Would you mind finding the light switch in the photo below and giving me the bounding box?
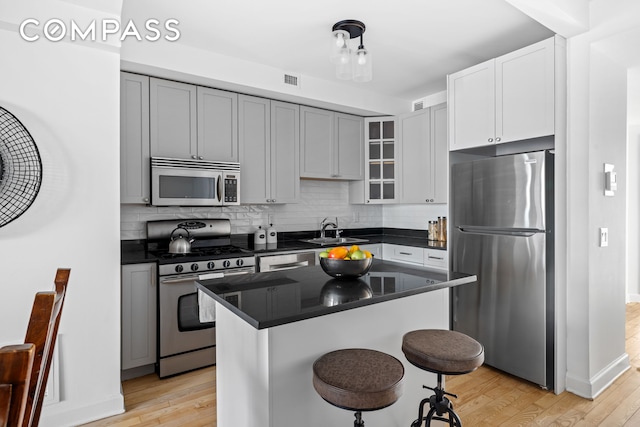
[599,227,608,247]
[604,164,616,196]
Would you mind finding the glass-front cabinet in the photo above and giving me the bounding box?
[364,117,397,203]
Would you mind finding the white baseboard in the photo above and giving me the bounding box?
[627,294,640,303]
[40,393,124,427]
[566,352,630,399]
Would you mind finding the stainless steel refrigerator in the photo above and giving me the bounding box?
[450,150,554,389]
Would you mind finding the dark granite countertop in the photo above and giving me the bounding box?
[196,259,475,329]
[121,228,447,265]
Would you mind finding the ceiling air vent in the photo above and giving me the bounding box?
[413,100,424,111]
[283,73,300,88]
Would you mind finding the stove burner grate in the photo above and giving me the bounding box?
[152,245,251,261]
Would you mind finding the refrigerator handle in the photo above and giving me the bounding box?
[457,226,541,237]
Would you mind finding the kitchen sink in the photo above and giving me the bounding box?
[301,237,369,246]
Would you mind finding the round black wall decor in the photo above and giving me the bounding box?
[0,106,42,227]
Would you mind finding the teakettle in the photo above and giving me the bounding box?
[169,227,195,254]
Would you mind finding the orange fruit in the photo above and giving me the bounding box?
[363,250,373,258]
[348,245,360,254]
[328,246,349,259]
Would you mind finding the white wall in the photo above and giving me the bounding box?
[0,1,124,425]
[563,0,635,398]
[626,69,640,301]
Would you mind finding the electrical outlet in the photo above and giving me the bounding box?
[599,227,608,247]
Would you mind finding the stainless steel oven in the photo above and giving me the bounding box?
[147,219,255,378]
[158,267,254,378]
[151,157,240,206]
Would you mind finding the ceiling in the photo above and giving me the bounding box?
[121,0,555,102]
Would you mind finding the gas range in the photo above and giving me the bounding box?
[152,246,255,276]
[146,219,255,277]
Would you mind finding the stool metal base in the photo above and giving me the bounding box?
[411,373,462,427]
[354,411,364,427]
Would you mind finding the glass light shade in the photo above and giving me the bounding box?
[330,30,350,64]
[353,47,372,82]
[336,47,353,80]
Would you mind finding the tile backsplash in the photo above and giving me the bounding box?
[121,180,449,240]
[121,180,383,240]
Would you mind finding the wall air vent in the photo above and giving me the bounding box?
[283,73,300,88]
[412,96,430,111]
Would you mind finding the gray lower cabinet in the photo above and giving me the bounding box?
[120,72,150,204]
[300,106,363,180]
[121,263,157,371]
[239,95,299,204]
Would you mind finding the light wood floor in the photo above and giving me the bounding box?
[82,303,640,426]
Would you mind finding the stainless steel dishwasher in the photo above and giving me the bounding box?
[257,251,317,272]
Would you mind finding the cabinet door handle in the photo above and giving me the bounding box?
[192,155,197,159]
[488,138,494,142]
[495,137,501,142]
[399,251,413,256]
[428,255,444,261]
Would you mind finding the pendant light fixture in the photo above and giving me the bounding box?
[330,20,372,82]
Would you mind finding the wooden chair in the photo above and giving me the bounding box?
[0,268,70,427]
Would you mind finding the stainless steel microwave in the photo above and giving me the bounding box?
[150,157,240,206]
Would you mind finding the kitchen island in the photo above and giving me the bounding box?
[197,259,476,427]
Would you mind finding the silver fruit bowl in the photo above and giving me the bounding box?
[319,257,373,279]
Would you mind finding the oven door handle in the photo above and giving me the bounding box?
[160,275,201,285]
[217,174,223,203]
[198,272,225,281]
[223,269,254,277]
[265,261,309,272]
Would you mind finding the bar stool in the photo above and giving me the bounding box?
[312,348,404,426]
[402,329,484,427]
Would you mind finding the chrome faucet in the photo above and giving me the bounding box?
[320,217,339,239]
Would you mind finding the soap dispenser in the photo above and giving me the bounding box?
[254,225,266,246]
[266,223,278,244]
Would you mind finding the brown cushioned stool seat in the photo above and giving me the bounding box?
[402,329,484,374]
[313,348,404,423]
[402,329,484,427]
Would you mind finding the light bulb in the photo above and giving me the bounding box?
[357,51,367,65]
[335,33,345,48]
[338,47,350,64]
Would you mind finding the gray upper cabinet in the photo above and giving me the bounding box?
[239,95,299,204]
[149,78,197,159]
[300,106,333,178]
[120,72,150,204]
[300,106,363,180]
[270,100,300,203]
[197,87,238,162]
[399,109,431,203]
[431,103,448,203]
[334,113,364,180]
[398,103,448,204]
[150,78,239,162]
